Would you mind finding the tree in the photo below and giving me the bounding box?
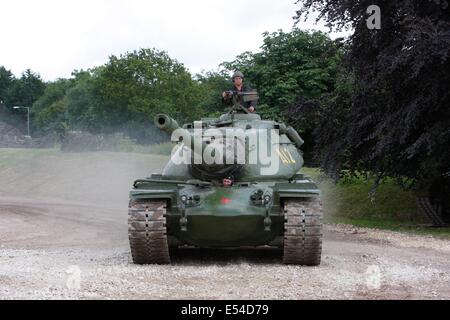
[0,66,16,124]
[296,0,450,222]
[96,49,203,122]
[88,48,204,142]
[32,78,74,136]
[34,97,69,138]
[65,70,102,133]
[295,0,450,183]
[0,68,45,134]
[195,70,231,116]
[0,66,14,104]
[6,69,46,108]
[222,30,340,119]
[31,49,208,143]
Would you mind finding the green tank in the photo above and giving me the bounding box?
[128,92,323,265]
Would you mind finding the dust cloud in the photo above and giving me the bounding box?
[0,151,168,207]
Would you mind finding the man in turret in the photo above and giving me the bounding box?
[222,71,257,113]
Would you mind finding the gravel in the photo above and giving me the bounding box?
[1,198,449,300]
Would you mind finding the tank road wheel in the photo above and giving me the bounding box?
[283,198,323,266]
[128,199,171,264]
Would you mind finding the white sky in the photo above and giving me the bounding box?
[0,0,349,81]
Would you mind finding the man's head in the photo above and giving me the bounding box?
[222,176,234,187]
[232,71,244,86]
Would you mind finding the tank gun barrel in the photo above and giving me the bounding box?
[155,114,181,134]
[154,114,198,154]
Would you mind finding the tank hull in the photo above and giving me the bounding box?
[129,177,319,248]
[167,215,284,247]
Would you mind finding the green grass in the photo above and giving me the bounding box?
[0,148,170,203]
[0,148,59,171]
[322,177,422,222]
[0,147,170,175]
[301,167,450,239]
[302,168,423,222]
[0,140,173,173]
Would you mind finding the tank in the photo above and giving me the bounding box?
[128,91,323,265]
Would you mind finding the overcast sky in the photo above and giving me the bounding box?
[0,0,349,81]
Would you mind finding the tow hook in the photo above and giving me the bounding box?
[179,202,188,232]
[264,204,272,232]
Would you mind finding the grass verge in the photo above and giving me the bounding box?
[302,167,450,239]
[0,148,59,171]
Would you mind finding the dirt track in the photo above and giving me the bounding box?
[0,152,449,299]
[1,195,449,300]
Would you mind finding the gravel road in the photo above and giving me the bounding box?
[0,195,449,300]
[0,152,449,299]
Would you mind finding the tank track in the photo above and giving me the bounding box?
[283,197,323,266]
[128,199,171,264]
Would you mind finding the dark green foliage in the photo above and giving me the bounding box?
[0,68,46,134]
[285,96,321,164]
[65,71,100,133]
[2,32,343,150]
[88,49,204,143]
[6,69,46,108]
[222,29,341,122]
[0,67,16,125]
[26,49,206,143]
[95,49,203,124]
[296,0,450,185]
[195,70,231,116]
[0,66,14,103]
[32,78,74,136]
